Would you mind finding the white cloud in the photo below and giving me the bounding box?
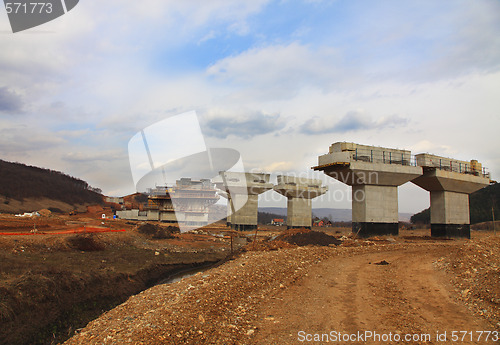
[301,110,410,135]
[1,0,499,207]
[0,87,24,113]
[0,126,67,158]
[200,107,285,139]
[198,30,217,45]
[409,140,454,156]
[261,161,294,173]
[62,150,126,163]
[206,42,347,98]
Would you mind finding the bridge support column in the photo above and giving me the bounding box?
[274,176,328,229]
[430,191,470,238]
[214,172,273,231]
[352,185,399,237]
[231,194,259,231]
[287,198,312,228]
[412,154,490,239]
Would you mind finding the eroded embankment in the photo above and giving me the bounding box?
[0,232,226,345]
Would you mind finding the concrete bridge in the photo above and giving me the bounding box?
[313,142,491,238]
[214,172,327,231]
[121,141,490,239]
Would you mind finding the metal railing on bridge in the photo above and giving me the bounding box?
[351,148,417,166]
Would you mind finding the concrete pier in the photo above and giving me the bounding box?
[273,175,328,229]
[215,172,273,231]
[412,154,490,238]
[314,142,422,237]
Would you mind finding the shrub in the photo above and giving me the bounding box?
[66,234,105,251]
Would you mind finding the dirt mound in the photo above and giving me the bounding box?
[275,228,341,246]
[38,208,52,217]
[87,205,104,213]
[244,239,296,251]
[66,234,106,251]
[137,223,180,239]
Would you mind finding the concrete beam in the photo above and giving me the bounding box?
[412,168,489,194]
[318,161,422,186]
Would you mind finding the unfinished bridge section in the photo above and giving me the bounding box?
[412,154,490,238]
[314,142,422,237]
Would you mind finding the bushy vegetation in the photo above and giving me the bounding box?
[411,183,499,225]
[410,208,431,224]
[258,212,285,225]
[470,182,500,224]
[67,234,106,252]
[0,159,103,205]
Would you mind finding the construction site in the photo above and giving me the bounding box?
[114,142,492,240]
[0,142,499,345]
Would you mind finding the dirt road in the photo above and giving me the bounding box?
[251,245,496,344]
[65,239,500,345]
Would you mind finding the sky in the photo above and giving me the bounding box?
[1,0,499,214]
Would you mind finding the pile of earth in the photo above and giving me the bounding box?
[245,228,341,251]
[137,223,180,239]
[275,228,341,246]
[66,233,106,251]
[243,239,296,251]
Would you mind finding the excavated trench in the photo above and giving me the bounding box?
[0,255,224,345]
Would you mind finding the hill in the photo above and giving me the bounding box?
[0,159,103,213]
[411,183,499,224]
[259,207,413,222]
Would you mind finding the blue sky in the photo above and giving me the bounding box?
[1,0,499,213]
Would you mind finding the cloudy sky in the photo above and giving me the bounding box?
[1,0,499,213]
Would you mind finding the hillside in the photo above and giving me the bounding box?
[0,159,103,213]
[259,207,413,222]
[411,183,499,224]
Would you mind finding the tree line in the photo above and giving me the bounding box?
[0,159,103,205]
[411,183,499,225]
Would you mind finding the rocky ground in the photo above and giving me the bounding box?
[436,236,500,330]
[0,214,233,345]
[64,231,500,345]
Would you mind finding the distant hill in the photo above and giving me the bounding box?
[312,208,352,222]
[259,207,413,222]
[257,211,286,224]
[0,159,103,213]
[411,183,499,224]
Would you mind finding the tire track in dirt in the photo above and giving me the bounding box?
[251,244,496,344]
